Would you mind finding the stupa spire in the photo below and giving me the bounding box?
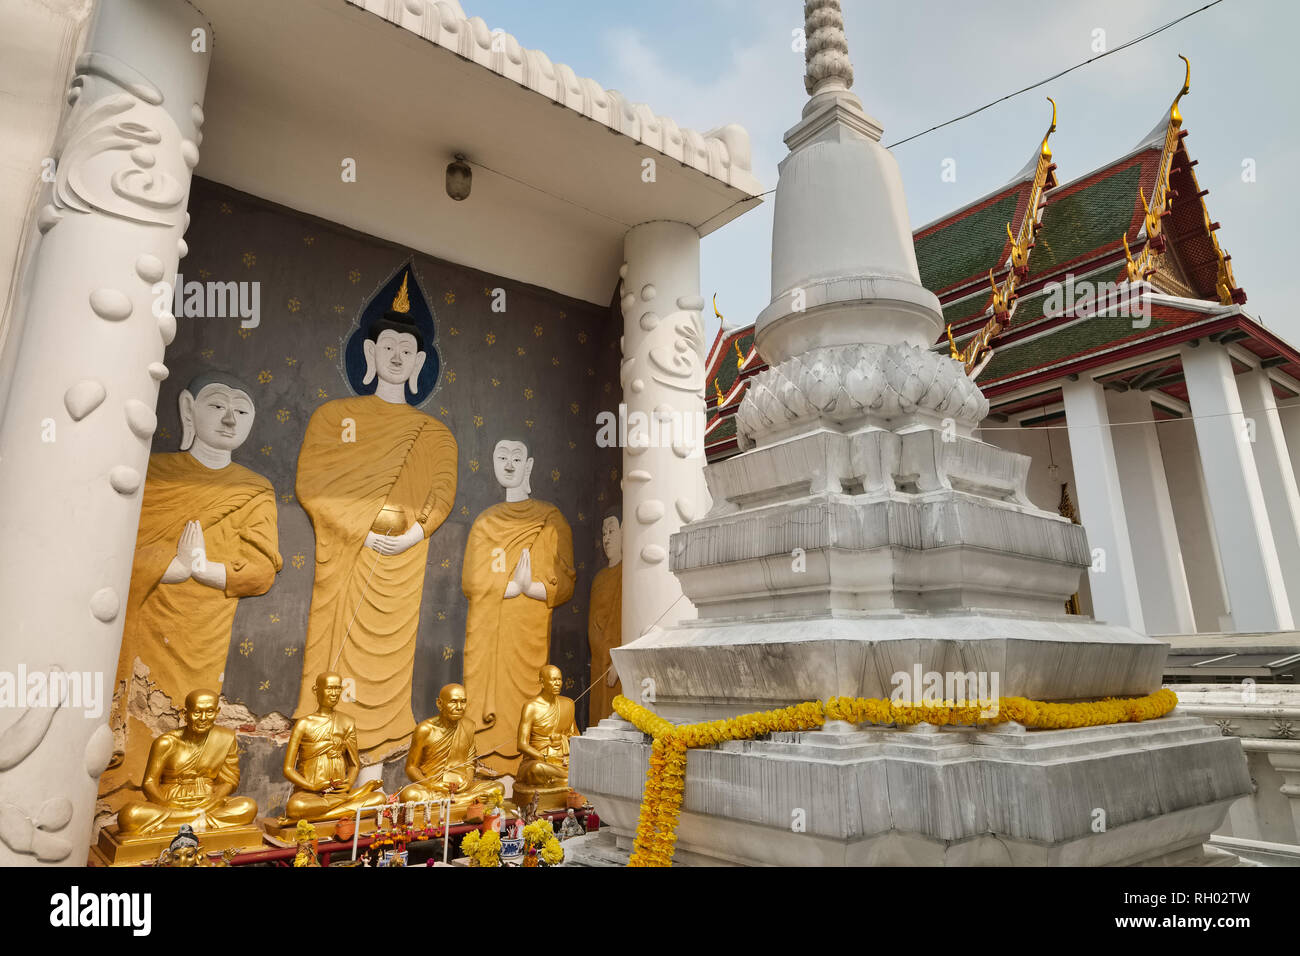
[804,0,854,96]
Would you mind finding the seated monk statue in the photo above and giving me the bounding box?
[513,665,579,809]
[281,672,386,826]
[398,683,504,819]
[117,689,258,836]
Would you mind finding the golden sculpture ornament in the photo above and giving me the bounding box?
[274,672,386,838]
[512,665,582,811]
[96,689,263,865]
[397,683,506,823]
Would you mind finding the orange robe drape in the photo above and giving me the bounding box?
[294,395,457,759]
[104,452,280,796]
[462,499,574,771]
[586,564,622,728]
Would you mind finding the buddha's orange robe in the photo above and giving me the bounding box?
[586,564,622,728]
[104,452,280,796]
[462,499,574,772]
[294,395,457,759]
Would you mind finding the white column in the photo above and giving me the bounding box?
[1181,344,1293,631]
[1279,400,1300,490]
[1238,367,1300,623]
[1061,378,1146,631]
[1156,418,1231,631]
[0,0,210,866]
[1107,390,1196,634]
[618,222,708,647]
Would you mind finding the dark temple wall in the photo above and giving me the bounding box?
[158,177,622,732]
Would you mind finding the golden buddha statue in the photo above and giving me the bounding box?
[97,689,262,865]
[512,665,580,811]
[462,438,575,774]
[293,271,458,763]
[398,683,505,822]
[273,672,385,838]
[587,512,623,728]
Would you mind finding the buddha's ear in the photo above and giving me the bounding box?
[178,389,195,450]
[523,457,534,496]
[408,351,427,395]
[362,339,377,386]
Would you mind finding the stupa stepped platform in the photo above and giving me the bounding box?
[574,713,1249,866]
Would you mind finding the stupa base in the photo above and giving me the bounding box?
[572,714,1250,866]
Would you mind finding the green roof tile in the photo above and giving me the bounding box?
[1029,162,1141,278]
[915,192,1018,293]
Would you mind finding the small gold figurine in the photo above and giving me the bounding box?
[512,665,581,811]
[96,690,262,865]
[398,683,505,822]
[156,824,238,867]
[272,672,385,838]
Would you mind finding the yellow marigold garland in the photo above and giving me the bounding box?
[613,688,1178,867]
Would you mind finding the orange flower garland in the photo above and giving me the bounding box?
[613,688,1178,867]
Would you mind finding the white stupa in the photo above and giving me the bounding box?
[571,0,1248,866]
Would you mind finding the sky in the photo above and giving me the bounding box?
[467,0,1296,345]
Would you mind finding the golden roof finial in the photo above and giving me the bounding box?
[734,339,745,370]
[1170,54,1191,128]
[391,271,411,314]
[714,378,724,405]
[1040,96,1057,161]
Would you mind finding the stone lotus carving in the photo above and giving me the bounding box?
[736,343,989,445]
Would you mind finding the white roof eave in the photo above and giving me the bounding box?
[345,0,763,197]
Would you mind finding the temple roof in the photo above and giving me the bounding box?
[705,89,1264,459]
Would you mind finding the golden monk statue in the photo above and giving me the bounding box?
[294,270,458,762]
[587,511,623,728]
[116,689,258,837]
[103,371,281,798]
[398,683,504,820]
[278,672,385,831]
[513,665,580,811]
[462,439,575,773]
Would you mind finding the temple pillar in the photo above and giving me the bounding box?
[1181,344,1293,631]
[1237,367,1300,623]
[1106,390,1195,634]
[1156,417,1231,632]
[617,221,708,648]
[0,0,211,866]
[1061,378,1145,631]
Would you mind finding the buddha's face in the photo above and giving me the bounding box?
[493,440,532,491]
[601,516,622,565]
[186,384,254,452]
[540,666,563,697]
[315,674,343,709]
[437,685,467,723]
[369,329,422,387]
[185,693,219,734]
